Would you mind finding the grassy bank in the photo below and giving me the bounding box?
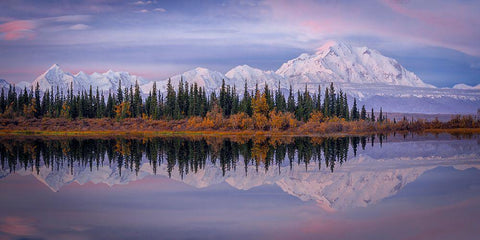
[0,116,479,137]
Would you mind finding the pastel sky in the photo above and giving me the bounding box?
[0,0,479,87]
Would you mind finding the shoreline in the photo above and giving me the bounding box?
[0,117,479,138]
[1,128,479,138]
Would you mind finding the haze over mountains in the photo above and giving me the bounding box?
[5,41,480,114]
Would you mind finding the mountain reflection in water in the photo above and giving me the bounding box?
[1,134,479,211]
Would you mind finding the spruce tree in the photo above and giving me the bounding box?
[379,107,383,122]
[0,88,5,113]
[351,98,359,120]
[360,105,367,120]
[316,85,322,112]
[329,83,335,117]
[275,81,286,112]
[150,82,158,119]
[323,87,330,117]
[302,85,313,121]
[133,80,142,118]
[166,78,177,119]
[287,85,295,113]
[34,82,41,118]
[117,79,123,104]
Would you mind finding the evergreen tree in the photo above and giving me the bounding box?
[240,81,252,116]
[133,80,142,117]
[231,85,239,115]
[295,89,304,120]
[315,85,322,112]
[150,82,158,119]
[106,92,114,118]
[329,83,335,117]
[116,79,123,104]
[287,85,295,113]
[351,98,359,120]
[0,88,5,113]
[379,107,383,122]
[302,85,313,121]
[178,77,185,117]
[275,81,286,112]
[323,87,330,117]
[34,82,41,118]
[360,105,367,120]
[166,78,177,119]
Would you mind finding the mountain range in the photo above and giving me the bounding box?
[4,41,480,114]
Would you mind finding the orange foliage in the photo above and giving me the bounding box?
[228,113,253,130]
[253,112,269,130]
[252,91,269,117]
[270,110,298,130]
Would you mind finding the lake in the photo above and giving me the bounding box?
[0,133,479,240]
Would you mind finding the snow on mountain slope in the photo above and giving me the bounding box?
[0,79,10,89]
[141,67,229,94]
[453,83,480,90]
[276,41,434,89]
[31,64,147,93]
[2,40,478,113]
[225,65,287,90]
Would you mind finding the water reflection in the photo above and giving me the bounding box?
[1,134,479,211]
[0,136,355,176]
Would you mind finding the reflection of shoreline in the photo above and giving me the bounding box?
[1,138,479,211]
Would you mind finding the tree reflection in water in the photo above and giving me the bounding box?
[0,133,467,179]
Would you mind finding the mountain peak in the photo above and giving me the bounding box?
[277,41,434,88]
[315,40,339,52]
[48,64,61,71]
[315,40,352,54]
[194,67,210,72]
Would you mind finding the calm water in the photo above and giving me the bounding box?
[0,134,479,240]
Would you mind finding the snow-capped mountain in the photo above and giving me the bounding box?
[141,67,229,94]
[0,79,9,90]
[225,65,287,90]
[1,40,479,113]
[31,64,147,93]
[453,83,480,90]
[277,41,434,89]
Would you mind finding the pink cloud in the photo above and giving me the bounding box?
[380,0,471,33]
[0,15,92,41]
[294,196,480,240]
[0,20,35,40]
[263,0,480,56]
[0,216,38,236]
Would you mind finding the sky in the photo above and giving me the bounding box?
[0,0,479,88]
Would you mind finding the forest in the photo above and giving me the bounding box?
[0,79,478,133]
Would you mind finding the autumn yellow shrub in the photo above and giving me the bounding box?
[186,116,204,129]
[228,113,252,130]
[204,108,224,129]
[269,110,298,130]
[253,112,269,130]
[309,111,325,123]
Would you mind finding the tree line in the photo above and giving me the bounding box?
[0,79,387,123]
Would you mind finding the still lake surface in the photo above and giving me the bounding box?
[0,133,479,240]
